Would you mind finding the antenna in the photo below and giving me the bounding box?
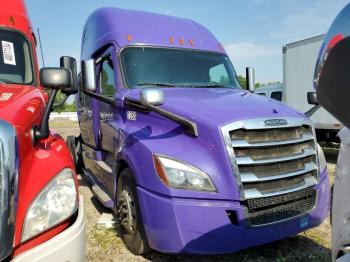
[37,28,45,67]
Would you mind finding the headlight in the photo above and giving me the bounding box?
[317,143,327,173]
[153,155,217,192]
[21,168,78,243]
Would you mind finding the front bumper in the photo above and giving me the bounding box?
[13,197,86,262]
[138,170,330,254]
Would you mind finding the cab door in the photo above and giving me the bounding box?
[93,46,119,195]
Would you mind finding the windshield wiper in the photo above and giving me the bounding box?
[186,83,226,88]
[137,82,177,87]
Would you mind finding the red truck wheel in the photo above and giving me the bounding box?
[66,135,84,173]
[117,168,151,255]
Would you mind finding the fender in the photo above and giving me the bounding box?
[13,133,77,256]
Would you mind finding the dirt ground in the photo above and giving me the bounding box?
[50,119,336,262]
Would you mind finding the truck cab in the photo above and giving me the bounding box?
[74,7,330,254]
[0,1,85,261]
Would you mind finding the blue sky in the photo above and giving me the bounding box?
[26,0,348,83]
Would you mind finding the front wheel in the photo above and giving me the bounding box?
[117,168,151,255]
[66,135,84,173]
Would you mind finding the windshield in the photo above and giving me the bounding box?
[0,29,34,85]
[121,47,241,89]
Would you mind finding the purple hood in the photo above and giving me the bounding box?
[123,87,306,128]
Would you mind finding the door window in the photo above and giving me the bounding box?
[100,56,116,97]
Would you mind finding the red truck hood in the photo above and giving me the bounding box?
[0,84,45,135]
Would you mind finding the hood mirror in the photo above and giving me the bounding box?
[307,92,318,105]
[246,67,255,92]
[140,88,164,106]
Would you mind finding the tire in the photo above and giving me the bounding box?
[66,135,84,173]
[117,168,151,255]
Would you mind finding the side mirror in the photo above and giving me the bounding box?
[305,91,320,117]
[140,88,164,106]
[307,92,318,105]
[246,67,255,92]
[59,56,77,95]
[40,67,73,91]
[81,59,96,92]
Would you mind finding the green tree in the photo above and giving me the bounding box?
[50,90,76,113]
[101,68,115,97]
[237,75,247,88]
[237,75,263,89]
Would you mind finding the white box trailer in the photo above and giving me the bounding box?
[283,34,342,143]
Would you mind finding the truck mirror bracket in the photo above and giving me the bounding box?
[32,89,59,143]
[305,105,321,118]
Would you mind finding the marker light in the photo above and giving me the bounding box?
[179,38,184,46]
[169,36,174,44]
[189,39,195,46]
[219,43,226,52]
[127,34,132,42]
[9,16,15,25]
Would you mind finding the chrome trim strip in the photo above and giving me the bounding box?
[231,133,314,148]
[222,117,313,131]
[243,176,317,199]
[0,120,18,260]
[240,162,318,182]
[236,148,316,165]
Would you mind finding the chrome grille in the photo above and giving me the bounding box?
[221,117,318,225]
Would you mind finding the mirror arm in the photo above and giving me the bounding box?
[83,90,116,106]
[52,93,69,110]
[32,89,58,143]
[305,105,321,117]
[145,103,198,137]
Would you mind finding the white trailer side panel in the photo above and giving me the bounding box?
[283,35,341,130]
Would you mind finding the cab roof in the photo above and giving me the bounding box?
[81,7,224,59]
[0,0,32,35]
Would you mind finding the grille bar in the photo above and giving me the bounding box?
[236,148,316,165]
[231,126,312,144]
[232,133,314,148]
[240,162,317,182]
[243,176,317,199]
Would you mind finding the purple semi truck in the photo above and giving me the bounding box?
[69,8,330,254]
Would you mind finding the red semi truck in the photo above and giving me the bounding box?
[0,1,85,261]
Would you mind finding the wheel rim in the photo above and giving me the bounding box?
[118,187,137,234]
